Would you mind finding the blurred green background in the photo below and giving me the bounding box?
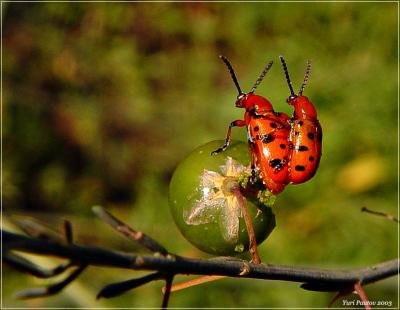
[3,2,398,308]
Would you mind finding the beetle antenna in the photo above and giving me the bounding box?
[298,59,311,95]
[249,60,273,94]
[219,55,243,95]
[279,55,296,97]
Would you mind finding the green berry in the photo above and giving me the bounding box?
[169,140,276,256]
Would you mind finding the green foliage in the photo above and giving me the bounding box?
[3,2,397,308]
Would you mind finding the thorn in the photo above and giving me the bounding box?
[166,275,225,293]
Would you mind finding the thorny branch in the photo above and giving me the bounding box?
[361,207,400,223]
[2,207,399,308]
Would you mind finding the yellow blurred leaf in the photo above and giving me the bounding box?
[336,155,386,193]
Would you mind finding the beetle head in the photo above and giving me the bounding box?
[279,56,317,119]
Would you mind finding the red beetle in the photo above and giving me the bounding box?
[279,56,322,185]
[213,55,322,194]
[212,56,291,193]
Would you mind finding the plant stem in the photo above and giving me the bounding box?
[232,186,261,264]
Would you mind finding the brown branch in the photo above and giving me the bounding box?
[92,206,168,255]
[3,208,399,308]
[14,265,87,299]
[361,207,399,223]
[8,219,88,300]
[4,230,398,291]
[97,271,164,299]
[354,281,372,310]
[3,251,75,278]
[161,274,174,310]
[232,186,261,264]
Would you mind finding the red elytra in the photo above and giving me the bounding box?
[212,55,322,194]
[279,56,322,185]
[244,95,291,194]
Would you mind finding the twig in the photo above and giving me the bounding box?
[168,275,225,292]
[97,272,164,299]
[9,220,88,299]
[3,209,398,308]
[13,218,65,242]
[75,209,172,307]
[92,206,168,255]
[328,290,351,308]
[327,281,372,310]
[361,207,399,223]
[4,220,76,278]
[3,251,75,278]
[354,281,371,310]
[4,230,398,291]
[64,220,74,244]
[161,274,174,310]
[232,186,261,264]
[14,265,87,299]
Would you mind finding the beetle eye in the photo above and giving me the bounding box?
[235,93,246,107]
[237,93,246,101]
[288,95,297,101]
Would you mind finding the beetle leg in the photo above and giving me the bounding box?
[211,120,246,155]
[250,148,257,184]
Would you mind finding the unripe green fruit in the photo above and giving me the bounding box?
[169,140,276,256]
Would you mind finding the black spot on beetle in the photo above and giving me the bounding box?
[298,120,304,126]
[280,143,286,149]
[307,132,314,140]
[295,131,300,136]
[254,126,259,132]
[317,132,323,142]
[296,145,309,151]
[295,165,305,171]
[263,134,274,144]
[309,156,315,162]
[269,158,282,168]
[270,122,277,128]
